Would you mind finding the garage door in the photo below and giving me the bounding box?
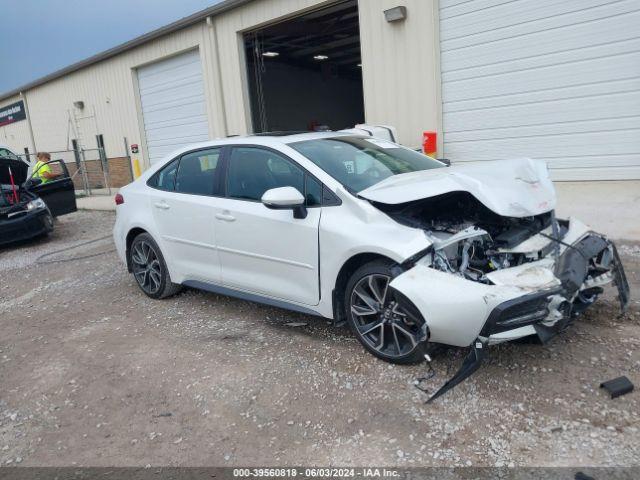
[439,0,640,180]
[137,49,209,165]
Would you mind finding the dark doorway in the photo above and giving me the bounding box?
[244,0,364,133]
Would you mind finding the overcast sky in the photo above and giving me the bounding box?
[1,0,222,95]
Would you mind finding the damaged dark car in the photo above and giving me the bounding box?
[0,152,77,246]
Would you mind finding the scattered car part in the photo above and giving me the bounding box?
[413,354,436,394]
[600,376,634,399]
[574,473,596,480]
[425,339,488,404]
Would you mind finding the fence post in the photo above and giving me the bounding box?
[99,146,111,195]
[79,148,92,196]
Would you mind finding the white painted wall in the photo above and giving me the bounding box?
[358,0,442,149]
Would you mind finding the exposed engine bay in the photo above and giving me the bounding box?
[375,190,630,402]
[375,191,560,282]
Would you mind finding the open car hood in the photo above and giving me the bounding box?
[358,158,556,218]
[0,156,29,186]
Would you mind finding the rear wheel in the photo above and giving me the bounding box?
[129,233,181,299]
[345,260,428,364]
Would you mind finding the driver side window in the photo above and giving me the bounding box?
[227,147,304,202]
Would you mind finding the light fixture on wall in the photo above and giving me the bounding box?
[262,51,279,57]
[313,55,329,61]
[384,6,407,22]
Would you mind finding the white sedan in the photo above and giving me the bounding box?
[113,132,628,398]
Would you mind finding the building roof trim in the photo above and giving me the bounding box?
[0,0,252,103]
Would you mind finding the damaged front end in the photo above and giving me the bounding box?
[369,175,629,401]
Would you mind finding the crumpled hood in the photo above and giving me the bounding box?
[0,156,29,186]
[358,158,556,218]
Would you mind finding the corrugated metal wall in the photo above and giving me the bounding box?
[439,0,640,180]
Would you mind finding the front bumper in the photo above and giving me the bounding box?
[390,218,630,348]
[0,208,53,246]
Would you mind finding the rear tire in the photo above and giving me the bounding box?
[345,259,428,364]
[129,233,182,299]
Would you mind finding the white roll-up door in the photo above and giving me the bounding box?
[439,0,640,180]
[137,49,209,165]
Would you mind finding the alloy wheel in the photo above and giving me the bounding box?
[350,274,425,358]
[131,240,162,295]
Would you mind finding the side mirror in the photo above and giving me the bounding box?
[261,186,307,219]
[437,158,451,166]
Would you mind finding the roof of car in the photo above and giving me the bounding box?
[252,131,354,144]
[142,131,362,173]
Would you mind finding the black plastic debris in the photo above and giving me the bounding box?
[600,376,634,399]
[575,472,595,480]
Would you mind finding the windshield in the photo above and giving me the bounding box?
[289,136,445,192]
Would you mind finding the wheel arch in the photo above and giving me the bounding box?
[331,252,396,325]
[125,227,149,272]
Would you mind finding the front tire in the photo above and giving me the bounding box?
[345,260,428,364]
[129,233,182,299]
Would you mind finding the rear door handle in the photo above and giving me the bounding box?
[215,212,236,222]
[154,201,170,210]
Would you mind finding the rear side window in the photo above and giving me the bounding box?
[153,158,179,191]
[175,148,221,196]
[149,148,222,195]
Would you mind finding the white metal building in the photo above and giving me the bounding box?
[0,0,638,183]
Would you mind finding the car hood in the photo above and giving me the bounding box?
[0,156,29,185]
[358,158,556,218]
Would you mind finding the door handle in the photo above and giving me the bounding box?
[154,201,170,210]
[215,212,236,222]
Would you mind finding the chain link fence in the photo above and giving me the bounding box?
[19,147,113,196]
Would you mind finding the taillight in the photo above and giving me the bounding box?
[115,193,124,205]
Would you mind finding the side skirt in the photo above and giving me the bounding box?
[183,280,323,317]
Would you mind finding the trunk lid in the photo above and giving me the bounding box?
[358,158,556,218]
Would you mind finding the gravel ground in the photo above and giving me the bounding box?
[0,211,639,467]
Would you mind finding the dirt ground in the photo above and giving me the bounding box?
[1,211,639,467]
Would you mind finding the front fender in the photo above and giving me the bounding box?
[389,265,525,347]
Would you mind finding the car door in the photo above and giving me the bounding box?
[30,160,77,216]
[147,147,224,284]
[215,146,322,306]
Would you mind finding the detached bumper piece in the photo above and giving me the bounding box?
[556,234,630,313]
[425,339,487,404]
[600,376,634,399]
[611,243,630,312]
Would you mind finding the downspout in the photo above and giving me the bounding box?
[20,91,37,156]
[206,16,229,137]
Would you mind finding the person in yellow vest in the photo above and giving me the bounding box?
[31,152,60,184]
